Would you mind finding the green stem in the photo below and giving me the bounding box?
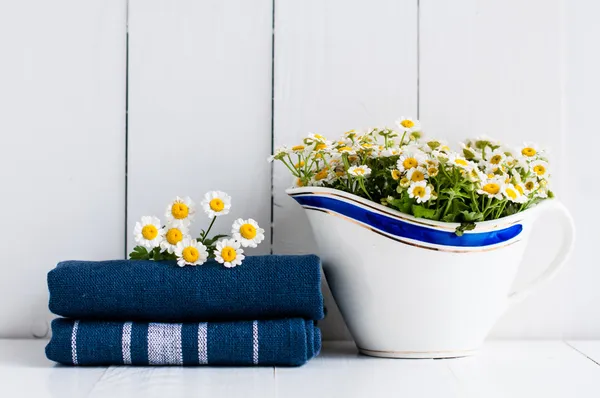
[200,216,217,243]
[358,178,373,200]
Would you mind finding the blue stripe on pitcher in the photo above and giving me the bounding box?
[292,194,522,247]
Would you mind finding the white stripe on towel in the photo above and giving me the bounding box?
[147,323,183,365]
[198,322,208,364]
[252,320,259,365]
[122,322,132,365]
[71,320,79,365]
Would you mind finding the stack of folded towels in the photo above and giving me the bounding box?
[45,255,324,366]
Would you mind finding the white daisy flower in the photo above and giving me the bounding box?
[488,149,506,166]
[307,133,329,143]
[397,150,427,172]
[530,160,549,179]
[133,216,164,250]
[399,176,411,188]
[519,142,540,158]
[160,223,189,254]
[477,178,504,200]
[406,166,427,182]
[165,196,195,227]
[174,238,208,267]
[201,191,232,218]
[408,181,432,203]
[231,218,265,248]
[448,153,473,170]
[214,238,245,268]
[380,147,401,157]
[523,177,539,195]
[267,145,289,162]
[336,145,356,155]
[395,116,421,133]
[348,165,372,177]
[502,183,526,203]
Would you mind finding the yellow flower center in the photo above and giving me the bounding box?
[454,159,469,167]
[313,134,326,141]
[505,188,518,200]
[521,147,536,157]
[490,155,502,165]
[391,170,401,180]
[533,165,546,175]
[410,170,425,182]
[354,168,365,175]
[403,158,418,169]
[412,186,426,197]
[315,170,328,181]
[292,145,305,151]
[166,228,183,245]
[240,224,257,240]
[515,185,524,195]
[221,246,237,262]
[428,167,438,177]
[209,198,224,212]
[294,161,305,169]
[315,143,327,151]
[400,119,415,128]
[335,171,344,177]
[141,225,158,240]
[182,246,199,263]
[525,181,535,190]
[296,178,305,187]
[339,146,352,152]
[171,203,189,219]
[482,183,500,195]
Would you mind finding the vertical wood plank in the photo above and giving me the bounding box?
[419,0,566,338]
[272,0,418,339]
[0,0,126,337]
[563,0,600,339]
[127,0,273,253]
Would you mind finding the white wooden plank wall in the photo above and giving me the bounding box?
[1,0,598,340]
[0,0,126,337]
[127,0,273,253]
[272,0,418,340]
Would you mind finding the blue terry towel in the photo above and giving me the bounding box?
[46,318,321,366]
[48,255,324,322]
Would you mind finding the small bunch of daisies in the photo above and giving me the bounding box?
[131,191,265,268]
[269,117,553,234]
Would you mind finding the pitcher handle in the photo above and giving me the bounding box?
[508,200,575,306]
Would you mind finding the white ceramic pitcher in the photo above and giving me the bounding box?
[288,187,575,358]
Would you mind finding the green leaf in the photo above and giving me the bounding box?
[412,205,437,220]
[129,246,150,260]
[460,210,484,222]
[202,234,229,246]
[455,222,476,236]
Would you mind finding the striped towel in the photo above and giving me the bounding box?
[46,318,321,366]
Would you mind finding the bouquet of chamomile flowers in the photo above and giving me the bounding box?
[270,117,553,235]
[130,191,265,268]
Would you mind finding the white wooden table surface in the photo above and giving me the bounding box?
[2,340,599,398]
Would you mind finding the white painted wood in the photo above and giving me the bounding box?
[88,366,275,398]
[3,340,600,397]
[419,0,568,339]
[275,342,461,397]
[447,341,600,398]
[272,0,418,340]
[562,0,600,339]
[567,341,600,365]
[0,340,106,397]
[0,0,126,338]
[127,0,273,254]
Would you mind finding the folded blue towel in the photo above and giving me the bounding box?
[48,255,324,322]
[46,318,321,366]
